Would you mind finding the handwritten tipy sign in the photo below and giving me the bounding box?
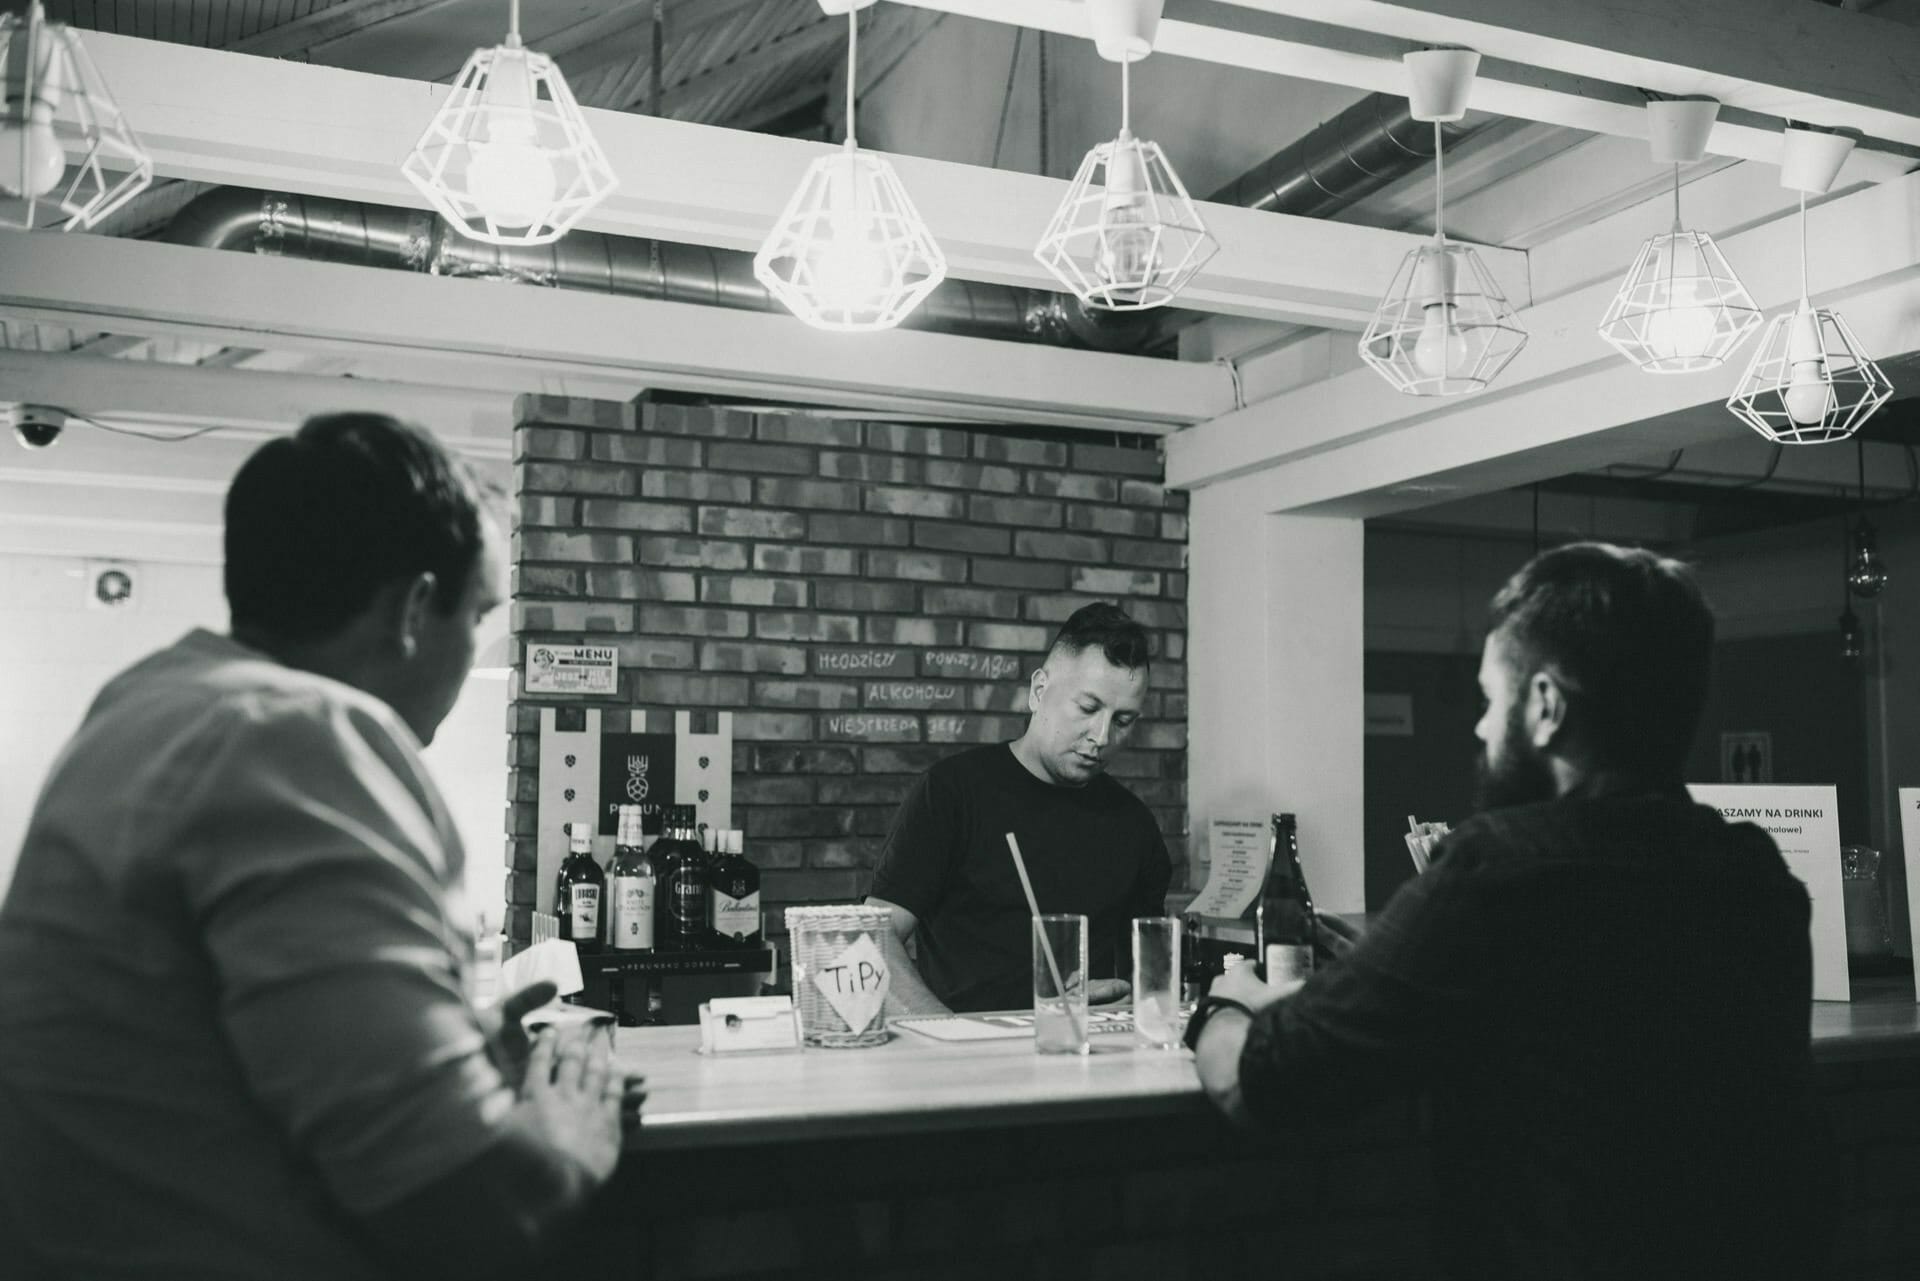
[812,932,890,1035]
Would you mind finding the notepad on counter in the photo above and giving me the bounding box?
[892,1009,1142,1042]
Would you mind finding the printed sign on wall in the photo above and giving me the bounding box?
[525,644,617,695]
[598,732,676,835]
[1688,783,1849,1001]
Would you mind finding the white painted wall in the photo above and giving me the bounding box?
[0,552,509,931]
[1188,476,1367,912]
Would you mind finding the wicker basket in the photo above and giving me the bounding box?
[785,904,892,1048]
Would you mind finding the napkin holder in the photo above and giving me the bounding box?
[698,995,803,1055]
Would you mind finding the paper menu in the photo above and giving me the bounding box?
[1688,784,1850,1002]
[1900,789,1920,995]
[1187,818,1268,918]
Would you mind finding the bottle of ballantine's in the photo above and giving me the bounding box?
[652,805,707,952]
[555,822,605,954]
[1256,812,1315,986]
[608,806,655,952]
[708,829,762,948]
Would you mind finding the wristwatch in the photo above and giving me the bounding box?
[1182,994,1257,1052]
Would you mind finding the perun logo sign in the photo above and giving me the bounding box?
[625,755,650,803]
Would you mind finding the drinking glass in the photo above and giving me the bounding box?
[1032,913,1090,1055]
[1131,916,1181,1049]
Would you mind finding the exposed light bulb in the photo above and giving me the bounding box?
[463,48,554,229]
[1782,308,1833,427]
[1641,254,1719,363]
[1848,522,1889,599]
[0,27,66,199]
[1412,302,1471,380]
[803,155,890,318]
[1095,140,1160,302]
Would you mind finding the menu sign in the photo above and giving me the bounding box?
[1187,818,1269,919]
[524,644,617,695]
[1688,784,1850,1002]
[1900,788,1920,997]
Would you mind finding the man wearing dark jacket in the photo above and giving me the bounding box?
[1192,542,1833,1280]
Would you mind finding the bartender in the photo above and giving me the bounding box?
[865,602,1172,1014]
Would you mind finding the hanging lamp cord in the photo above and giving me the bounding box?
[845,8,858,147]
[1799,190,1810,302]
[649,0,664,118]
[1433,120,1445,243]
[1121,57,1131,134]
[1037,33,1050,176]
[508,0,520,42]
[1672,162,1682,229]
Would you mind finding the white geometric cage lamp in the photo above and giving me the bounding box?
[1033,0,1216,311]
[401,0,617,247]
[1598,100,1761,373]
[753,0,947,333]
[1358,50,1527,397]
[0,0,152,232]
[1727,127,1894,445]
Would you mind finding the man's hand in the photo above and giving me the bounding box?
[1087,978,1131,1006]
[1209,963,1300,1012]
[482,980,559,1091]
[1315,910,1363,960]
[519,1028,623,1185]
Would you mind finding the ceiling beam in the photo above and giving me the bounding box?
[1219,0,1920,150]
[226,0,464,60]
[1164,172,1920,511]
[0,233,1233,432]
[75,31,1512,329]
[880,0,1915,181]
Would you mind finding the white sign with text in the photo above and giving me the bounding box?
[524,644,617,695]
[1900,789,1920,998]
[1188,819,1269,919]
[1688,784,1849,1002]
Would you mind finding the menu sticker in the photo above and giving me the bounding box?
[813,932,889,1035]
[1689,784,1850,1002]
[1187,818,1269,918]
[1900,788,1920,994]
[525,644,617,695]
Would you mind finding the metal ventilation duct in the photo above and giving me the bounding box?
[160,94,1496,353]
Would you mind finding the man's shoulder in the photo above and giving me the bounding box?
[922,743,1016,786]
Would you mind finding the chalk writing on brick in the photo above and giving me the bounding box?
[866,682,962,707]
[923,651,1023,679]
[813,648,913,676]
[823,714,920,737]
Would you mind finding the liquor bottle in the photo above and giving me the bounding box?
[1256,812,1315,986]
[555,821,606,953]
[708,829,762,949]
[608,805,656,953]
[652,805,707,952]
[1180,913,1210,1003]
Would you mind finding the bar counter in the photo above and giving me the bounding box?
[581,987,1920,1279]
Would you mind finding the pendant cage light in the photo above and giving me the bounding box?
[1728,129,1893,444]
[401,0,617,247]
[1033,2,1216,312]
[0,0,151,232]
[753,0,946,332]
[1359,50,1527,397]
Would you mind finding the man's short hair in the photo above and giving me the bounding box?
[1487,542,1714,779]
[1046,602,1152,670]
[225,413,486,642]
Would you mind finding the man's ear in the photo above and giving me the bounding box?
[391,571,438,661]
[1527,671,1569,748]
[1027,666,1048,715]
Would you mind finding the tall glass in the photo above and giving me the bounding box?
[1032,913,1090,1055]
[1131,916,1181,1049]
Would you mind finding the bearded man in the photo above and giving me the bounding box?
[1188,542,1834,1281]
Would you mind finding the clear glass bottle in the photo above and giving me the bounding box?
[609,805,656,952]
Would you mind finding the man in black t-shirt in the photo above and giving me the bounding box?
[867,603,1172,1014]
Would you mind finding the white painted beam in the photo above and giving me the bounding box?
[1166,173,1920,511]
[73,31,1524,329]
[883,0,1914,181]
[1221,0,1920,150]
[0,233,1233,431]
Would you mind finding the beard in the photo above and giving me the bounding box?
[1473,701,1557,811]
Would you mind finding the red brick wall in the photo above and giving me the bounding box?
[504,394,1189,946]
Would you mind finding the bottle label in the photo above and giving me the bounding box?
[1264,943,1314,987]
[711,890,760,941]
[569,884,600,937]
[670,872,704,928]
[611,876,653,950]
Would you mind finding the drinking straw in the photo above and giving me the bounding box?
[1004,831,1085,1044]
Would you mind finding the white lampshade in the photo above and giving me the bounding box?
[401,36,616,246]
[1726,301,1892,444]
[1358,239,1527,397]
[753,142,947,332]
[1034,128,1216,311]
[1598,229,1761,373]
[0,0,151,232]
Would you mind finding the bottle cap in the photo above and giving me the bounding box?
[568,822,592,855]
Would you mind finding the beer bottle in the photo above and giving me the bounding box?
[1256,812,1315,986]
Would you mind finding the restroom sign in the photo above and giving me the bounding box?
[525,645,618,695]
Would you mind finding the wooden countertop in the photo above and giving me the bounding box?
[616,982,1920,1151]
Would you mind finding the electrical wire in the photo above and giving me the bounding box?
[989,28,1025,170]
[65,409,223,443]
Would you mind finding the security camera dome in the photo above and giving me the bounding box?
[12,405,66,450]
